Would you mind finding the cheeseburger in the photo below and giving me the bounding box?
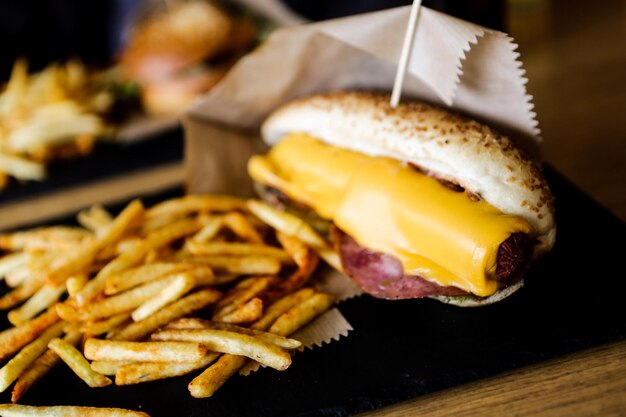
[120,0,259,115]
[248,92,556,306]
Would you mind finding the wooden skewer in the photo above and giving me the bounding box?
[390,0,423,108]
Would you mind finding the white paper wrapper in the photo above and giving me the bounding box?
[186,5,539,151]
[240,307,353,376]
[183,5,541,364]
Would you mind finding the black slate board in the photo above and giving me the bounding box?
[0,167,624,416]
[0,127,183,205]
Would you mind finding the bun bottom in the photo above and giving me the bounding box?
[431,280,524,307]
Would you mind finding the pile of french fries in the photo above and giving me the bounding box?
[0,59,112,188]
[0,195,337,412]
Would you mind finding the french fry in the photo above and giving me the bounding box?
[276,232,312,267]
[0,277,45,310]
[75,218,200,306]
[52,134,96,160]
[84,339,207,363]
[214,277,275,318]
[24,62,61,105]
[113,238,142,256]
[185,256,281,275]
[97,240,139,263]
[246,200,328,249]
[93,200,143,248]
[26,251,59,277]
[80,313,130,336]
[54,302,81,323]
[150,329,291,370]
[0,59,109,185]
[47,248,96,285]
[90,361,134,376]
[238,295,335,377]
[7,284,66,325]
[0,321,65,392]
[131,273,195,322]
[11,330,82,403]
[260,248,319,304]
[222,212,264,243]
[239,294,335,377]
[139,214,181,234]
[66,274,88,297]
[104,263,192,295]
[0,253,27,281]
[43,237,98,287]
[48,338,112,388]
[4,267,31,289]
[0,153,46,181]
[269,293,335,337]
[117,264,222,289]
[146,195,245,219]
[80,278,175,321]
[64,59,87,92]
[67,132,97,157]
[251,288,316,331]
[185,241,292,262]
[141,203,217,235]
[0,404,150,417]
[190,217,223,243]
[6,102,103,153]
[50,200,143,292]
[110,289,221,341]
[0,171,8,189]
[0,227,88,251]
[0,194,335,402]
[188,354,247,398]
[161,319,301,350]
[115,353,219,385]
[143,247,168,264]
[188,266,233,286]
[2,59,28,110]
[187,289,326,398]
[201,273,240,287]
[317,248,343,271]
[164,318,208,330]
[217,297,263,324]
[0,309,59,362]
[77,204,113,232]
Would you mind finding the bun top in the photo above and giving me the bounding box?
[262,91,556,256]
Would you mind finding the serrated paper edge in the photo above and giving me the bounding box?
[239,308,353,376]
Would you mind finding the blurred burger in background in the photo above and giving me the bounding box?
[119,0,266,115]
[0,0,273,187]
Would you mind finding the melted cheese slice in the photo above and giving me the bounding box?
[248,133,533,297]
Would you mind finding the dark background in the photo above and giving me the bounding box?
[0,0,505,79]
[0,0,114,76]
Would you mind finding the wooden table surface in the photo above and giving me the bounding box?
[363,0,626,415]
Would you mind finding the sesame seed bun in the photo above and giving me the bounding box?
[262,91,556,261]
